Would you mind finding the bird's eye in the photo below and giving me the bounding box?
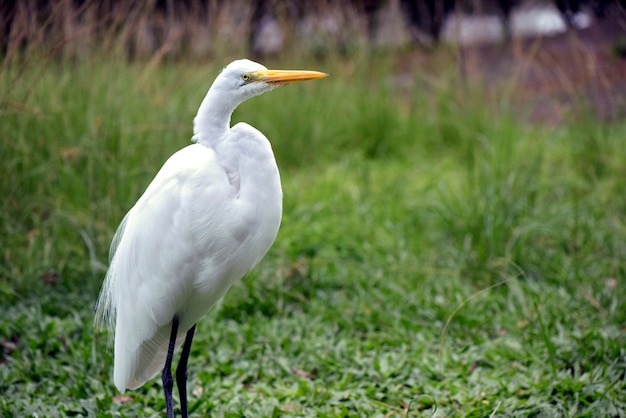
[241,74,251,82]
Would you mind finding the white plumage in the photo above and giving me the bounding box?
[95,59,327,410]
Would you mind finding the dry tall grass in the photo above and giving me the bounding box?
[1,0,374,63]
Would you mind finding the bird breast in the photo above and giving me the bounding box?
[181,126,282,323]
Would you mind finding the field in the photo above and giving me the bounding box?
[2,36,626,417]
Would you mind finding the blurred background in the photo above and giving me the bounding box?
[2,2,626,416]
[2,0,625,123]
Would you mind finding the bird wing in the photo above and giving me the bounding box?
[97,143,234,391]
[94,211,130,333]
[109,210,130,262]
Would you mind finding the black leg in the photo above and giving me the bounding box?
[163,316,179,418]
[176,324,196,418]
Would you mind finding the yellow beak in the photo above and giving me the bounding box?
[254,69,329,85]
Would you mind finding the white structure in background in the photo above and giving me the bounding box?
[510,3,568,37]
[511,2,590,36]
[250,0,597,54]
[441,14,506,45]
[442,2,592,46]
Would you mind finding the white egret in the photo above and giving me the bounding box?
[95,59,327,418]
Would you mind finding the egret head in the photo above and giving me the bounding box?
[194,59,327,143]
[210,59,328,108]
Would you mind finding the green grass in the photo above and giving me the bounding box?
[1,50,625,417]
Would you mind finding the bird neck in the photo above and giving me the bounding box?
[192,87,238,147]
